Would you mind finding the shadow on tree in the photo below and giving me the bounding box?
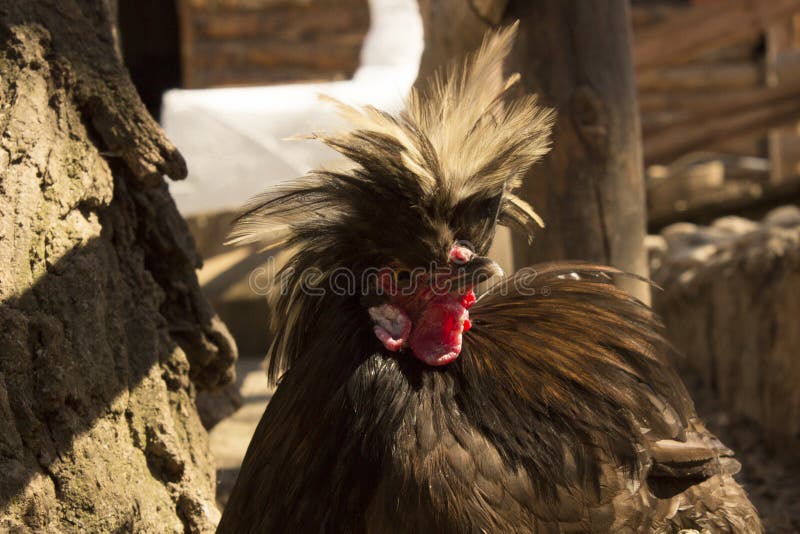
[0,2,237,530]
[0,170,237,531]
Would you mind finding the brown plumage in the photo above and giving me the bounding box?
[218,24,762,533]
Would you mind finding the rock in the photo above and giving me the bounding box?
[764,205,800,228]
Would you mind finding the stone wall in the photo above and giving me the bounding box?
[649,206,800,451]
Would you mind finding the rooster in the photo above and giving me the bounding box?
[218,24,762,533]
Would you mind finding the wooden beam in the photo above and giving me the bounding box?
[648,176,800,230]
[637,62,761,92]
[644,85,800,163]
[634,0,800,73]
[639,84,800,128]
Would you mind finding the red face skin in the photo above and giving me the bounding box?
[368,245,477,366]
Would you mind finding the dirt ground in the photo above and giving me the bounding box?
[211,358,800,532]
[686,378,800,534]
[209,358,273,508]
[705,415,800,533]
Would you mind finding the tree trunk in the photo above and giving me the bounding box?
[506,1,649,301]
[0,1,237,532]
[415,1,649,300]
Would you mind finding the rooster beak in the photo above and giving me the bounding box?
[451,255,504,290]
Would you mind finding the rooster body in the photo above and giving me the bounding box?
[219,25,761,533]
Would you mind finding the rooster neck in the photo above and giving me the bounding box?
[340,353,539,531]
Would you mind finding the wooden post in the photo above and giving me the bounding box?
[415,0,507,82]
[767,14,800,185]
[506,1,650,301]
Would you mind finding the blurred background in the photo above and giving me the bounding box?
[116,0,800,531]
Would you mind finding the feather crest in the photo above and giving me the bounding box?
[229,23,554,251]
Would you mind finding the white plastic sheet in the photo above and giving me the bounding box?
[162,0,424,216]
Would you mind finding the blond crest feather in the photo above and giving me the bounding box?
[228,23,554,249]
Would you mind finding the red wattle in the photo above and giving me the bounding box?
[407,293,470,366]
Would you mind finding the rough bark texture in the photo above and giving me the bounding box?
[649,206,800,453]
[506,1,649,301]
[0,1,237,532]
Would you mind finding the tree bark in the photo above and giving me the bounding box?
[0,1,237,532]
[505,1,649,301]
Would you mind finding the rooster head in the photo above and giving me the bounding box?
[228,23,554,375]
